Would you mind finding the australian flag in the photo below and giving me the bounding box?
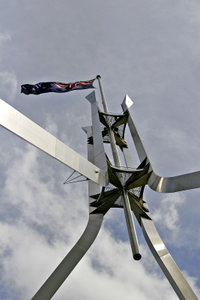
[21,78,96,95]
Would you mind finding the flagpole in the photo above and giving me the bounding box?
[96,75,141,260]
[96,75,109,114]
[96,75,121,168]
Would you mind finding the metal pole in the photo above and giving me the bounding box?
[122,189,141,260]
[96,75,121,168]
[96,75,109,114]
[96,75,141,260]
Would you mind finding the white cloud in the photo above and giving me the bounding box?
[0,1,200,299]
[151,193,186,241]
[0,141,199,299]
[0,220,178,300]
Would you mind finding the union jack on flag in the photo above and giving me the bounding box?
[21,78,96,95]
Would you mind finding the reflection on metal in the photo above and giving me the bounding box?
[141,218,197,300]
[32,215,103,300]
[96,79,142,260]
[85,91,108,172]
[1,83,199,299]
[142,219,197,300]
[122,188,141,260]
[32,127,103,300]
[148,171,200,193]
[0,99,107,187]
[122,142,198,300]
[122,94,200,193]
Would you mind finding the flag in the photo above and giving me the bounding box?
[21,78,96,95]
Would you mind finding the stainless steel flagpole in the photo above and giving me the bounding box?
[96,75,121,168]
[96,75,141,260]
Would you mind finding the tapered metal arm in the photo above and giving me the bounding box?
[122,95,200,193]
[32,126,104,299]
[122,145,198,299]
[148,171,200,193]
[0,99,107,186]
[86,91,107,172]
[31,214,103,300]
[141,218,198,300]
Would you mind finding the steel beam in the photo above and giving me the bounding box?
[31,214,103,300]
[121,95,200,193]
[141,218,198,300]
[86,91,108,173]
[0,99,107,186]
[121,121,198,300]
[31,127,103,300]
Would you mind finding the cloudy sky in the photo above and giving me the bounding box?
[0,0,200,299]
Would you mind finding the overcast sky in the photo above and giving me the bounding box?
[0,1,200,299]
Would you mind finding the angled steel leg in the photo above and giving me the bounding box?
[86,91,107,172]
[1,92,199,299]
[0,97,106,299]
[86,92,141,258]
[0,99,107,186]
[121,95,200,193]
[122,131,198,299]
[141,218,198,300]
[31,214,103,300]
[148,170,200,193]
[32,127,103,300]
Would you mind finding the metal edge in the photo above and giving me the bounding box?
[0,98,107,186]
[31,126,104,299]
[121,95,200,193]
[141,217,198,300]
[122,143,198,299]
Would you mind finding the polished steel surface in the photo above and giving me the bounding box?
[122,94,200,193]
[97,76,121,168]
[1,90,199,299]
[32,214,103,300]
[0,99,107,186]
[148,171,200,193]
[96,75,109,114]
[121,106,198,299]
[86,91,108,172]
[122,188,141,260]
[141,218,198,300]
[32,127,103,300]
[96,80,141,260]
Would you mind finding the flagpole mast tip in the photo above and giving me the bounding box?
[96,75,101,79]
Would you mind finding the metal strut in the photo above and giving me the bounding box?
[0,99,107,187]
[31,214,103,300]
[96,76,141,260]
[121,94,200,193]
[1,81,199,300]
[121,96,198,300]
[32,126,104,300]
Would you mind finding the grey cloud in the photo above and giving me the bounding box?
[1,0,200,298]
